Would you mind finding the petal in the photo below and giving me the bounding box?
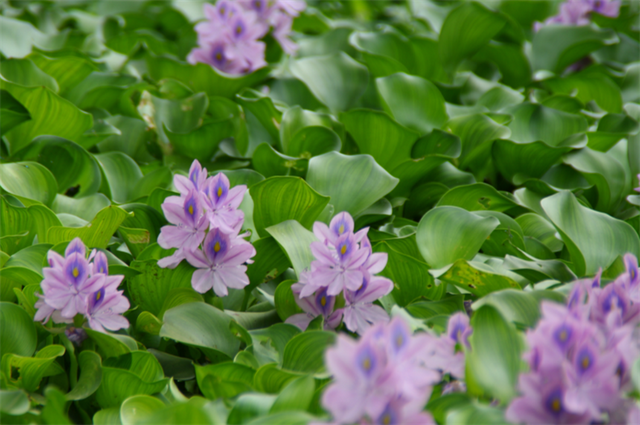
[364,252,388,274]
[310,242,337,266]
[353,276,393,303]
[285,313,313,331]
[191,269,214,293]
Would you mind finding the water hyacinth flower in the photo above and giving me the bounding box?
[534,0,620,30]
[34,238,129,334]
[321,317,441,425]
[419,312,471,379]
[294,211,392,334]
[287,277,343,331]
[507,255,640,425]
[186,227,256,297]
[158,161,256,298]
[188,0,305,74]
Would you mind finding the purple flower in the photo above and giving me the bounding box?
[34,238,129,334]
[203,173,246,234]
[342,274,392,334]
[417,313,471,379]
[534,0,620,30]
[157,190,209,268]
[322,317,439,425]
[174,160,208,196]
[589,279,640,327]
[506,373,592,425]
[84,286,130,333]
[186,227,256,297]
[305,233,369,297]
[39,243,105,319]
[286,277,343,331]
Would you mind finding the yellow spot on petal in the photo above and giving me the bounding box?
[362,356,371,371]
[339,224,344,234]
[189,205,194,215]
[559,330,567,341]
[236,25,242,34]
[96,291,101,301]
[217,186,223,197]
[214,242,221,252]
[320,296,326,307]
[396,335,403,347]
[340,245,347,255]
[73,268,79,278]
[215,53,223,61]
[551,398,561,412]
[382,414,392,425]
[581,356,590,369]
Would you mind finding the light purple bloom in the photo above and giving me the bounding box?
[34,238,129,334]
[203,173,246,234]
[342,274,392,334]
[157,189,209,268]
[39,246,104,319]
[186,227,256,297]
[84,285,130,333]
[534,0,620,30]
[321,317,438,425]
[418,312,472,379]
[286,281,343,331]
[174,160,208,196]
[305,233,369,297]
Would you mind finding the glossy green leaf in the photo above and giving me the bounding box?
[269,375,315,414]
[290,52,369,112]
[307,152,399,216]
[0,162,58,206]
[47,205,132,248]
[466,305,522,402]
[376,73,448,134]
[250,177,329,238]
[246,237,291,292]
[2,344,65,392]
[128,260,194,317]
[541,191,640,276]
[160,302,240,361]
[266,220,317,278]
[0,302,37,358]
[95,152,144,204]
[120,395,165,425]
[0,389,30,415]
[440,259,521,297]
[340,109,418,171]
[416,206,499,269]
[0,90,30,134]
[66,350,103,401]
[281,331,336,373]
[438,3,507,75]
[437,183,527,215]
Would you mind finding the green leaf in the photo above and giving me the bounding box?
[66,351,103,401]
[373,242,442,305]
[146,54,270,99]
[250,177,329,238]
[376,73,448,134]
[85,328,137,359]
[472,289,542,328]
[507,102,588,146]
[307,152,399,216]
[252,143,308,178]
[438,3,507,76]
[120,395,165,425]
[228,393,276,424]
[541,191,640,276]
[0,162,58,206]
[447,113,511,173]
[95,152,144,204]
[406,295,465,319]
[160,302,240,361]
[0,90,30,134]
[246,237,291,292]
[436,183,527,215]
[2,345,65,392]
[290,52,369,112]
[340,109,418,171]
[128,260,194,317]
[29,53,96,95]
[440,259,521,297]
[416,206,499,269]
[269,375,315,414]
[136,396,219,425]
[349,31,415,78]
[279,106,345,156]
[544,71,622,113]
[196,362,255,399]
[274,280,303,321]
[266,220,317,278]
[52,193,111,222]
[16,135,102,198]
[95,351,168,408]
[1,81,93,154]
[532,25,618,73]
[46,205,132,248]
[0,390,30,415]
[466,305,522,402]
[281,331,336,374]
[0,302,37,358]
[0,16,66,58]
[1,58,58,91]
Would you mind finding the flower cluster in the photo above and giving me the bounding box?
[158,160,256,298]
[287,212,393,334]
[506,254,640,425]
[534,0,620,30]
[34,238,129,333]
[321,314,473,424]
[187,0,305,74]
